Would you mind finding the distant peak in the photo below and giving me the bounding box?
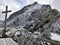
[33,2,38,4]
[29,2,38,6]
[25,2,38,8]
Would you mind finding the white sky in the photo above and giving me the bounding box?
[0,0,60,20]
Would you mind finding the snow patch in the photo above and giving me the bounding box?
[51,32,60,42]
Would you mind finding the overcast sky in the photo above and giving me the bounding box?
[0,0,60,20]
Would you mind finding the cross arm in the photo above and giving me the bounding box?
[2,10,12,13]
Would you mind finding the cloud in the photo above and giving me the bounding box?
[26,0,53,4]
[0,0,21,12]
[0,0,21,20]
[51,0,60,11]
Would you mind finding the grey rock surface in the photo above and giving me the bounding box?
[0,38,19,45]
[0,2,60,45]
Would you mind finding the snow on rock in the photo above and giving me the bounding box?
[34,31,41,35]
[51,32,60,42]
[0,38,19,45]
[5,27,41,39]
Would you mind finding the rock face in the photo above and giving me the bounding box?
[1,2,60,33]
[0,1,60,33]
[2,2,51,27]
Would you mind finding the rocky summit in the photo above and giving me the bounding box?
[1,2,51,27]
[0,2,60,45]
[3,2,60,33]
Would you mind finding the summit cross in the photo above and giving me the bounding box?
[2,6,12,32]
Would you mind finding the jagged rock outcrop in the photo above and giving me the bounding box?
[1,2,51,27]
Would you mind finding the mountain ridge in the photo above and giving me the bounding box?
[7,2,39,21]
[6,2,51,27]
[1,2,60,33]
